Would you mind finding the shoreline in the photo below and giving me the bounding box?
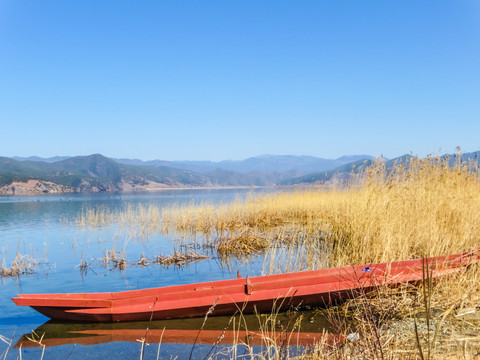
[0,183,270,197]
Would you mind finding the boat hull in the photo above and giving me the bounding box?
[27,290,365,322]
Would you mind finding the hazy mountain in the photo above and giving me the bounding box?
[11,156,71,163]
[15,154,374,175]
[114,154,374,174]
[280,158,375,185]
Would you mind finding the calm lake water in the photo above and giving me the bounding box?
[0,189,330,359]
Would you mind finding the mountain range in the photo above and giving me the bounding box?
[1,154,371,195]
[112,154,373,174]
[2,151,478,196]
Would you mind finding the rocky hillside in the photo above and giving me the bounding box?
[0,155,197,195]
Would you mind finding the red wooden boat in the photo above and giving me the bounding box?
[12,250,480,322]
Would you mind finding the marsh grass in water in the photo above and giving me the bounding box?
[76,247,211,274]
[76,203,161,239]
[262,239,332,275]
[0,251,40,278]
[162,154,480,267]
[101,248,128,270]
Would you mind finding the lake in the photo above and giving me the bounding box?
[0,189,331,359]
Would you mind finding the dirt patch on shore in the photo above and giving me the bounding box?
[118,180,171,192]
[0,179,74,196]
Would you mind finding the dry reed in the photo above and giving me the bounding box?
[0,251,38,278]
[87,248,210,272]
[77,204,161,239]
[162,154,480,267]
[152,250,210,267]
[101,248,128,270]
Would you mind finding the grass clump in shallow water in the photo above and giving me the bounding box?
[0,251,39,278]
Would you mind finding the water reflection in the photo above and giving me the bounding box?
[16,310,343,350]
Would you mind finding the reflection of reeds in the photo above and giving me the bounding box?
[205,304,342,359]
[0,333,14,359]
[24,331,46,360]
[75,252,96,279]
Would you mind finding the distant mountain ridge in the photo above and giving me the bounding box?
[1,154,373,195]
[12,154,374,175]
[11,156,71,163]
[103,154,374,174]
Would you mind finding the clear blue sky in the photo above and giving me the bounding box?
[1,1,479,161]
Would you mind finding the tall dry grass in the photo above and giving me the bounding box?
[77,204,161,238]
[162,154,480,267]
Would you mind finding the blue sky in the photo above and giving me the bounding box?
[0,1,479,161]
